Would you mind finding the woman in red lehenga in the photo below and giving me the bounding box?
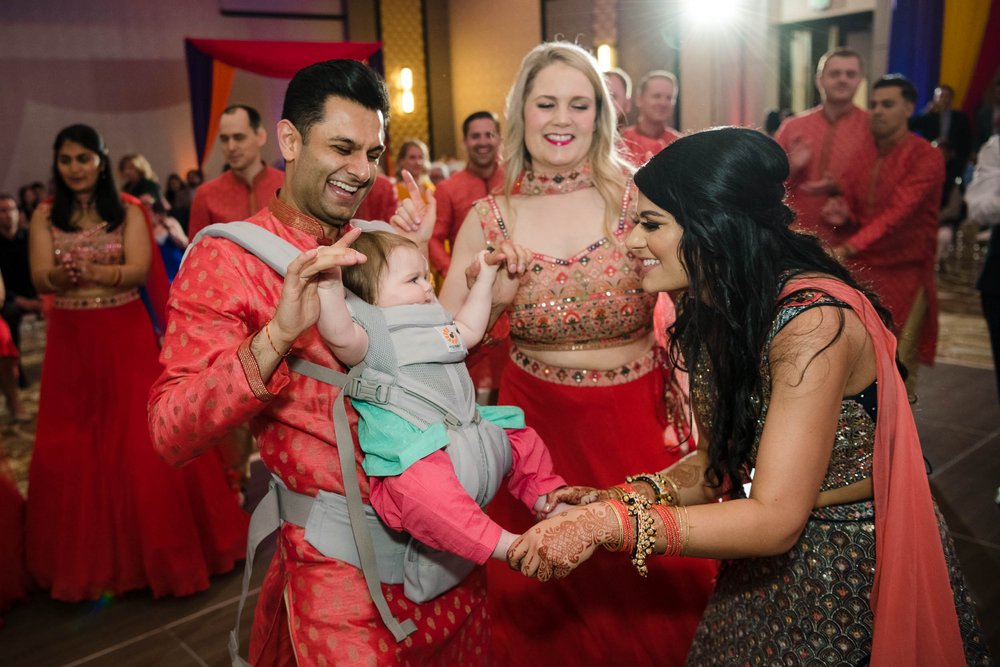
[26,124,248,601]
[436,42,715,665]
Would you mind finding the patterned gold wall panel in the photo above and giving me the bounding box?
[379,0,430,166]
[448,0,543,151]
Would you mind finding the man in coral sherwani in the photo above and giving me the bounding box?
[775,48,870,246]
[149,60,492,666]
[823,75,944,395]
[621,71,681,166]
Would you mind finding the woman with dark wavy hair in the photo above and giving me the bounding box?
[26,124,247,601]
[508,127,991,665]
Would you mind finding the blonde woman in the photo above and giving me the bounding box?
[399,42,714,665]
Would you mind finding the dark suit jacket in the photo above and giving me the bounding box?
[910,109,973,164]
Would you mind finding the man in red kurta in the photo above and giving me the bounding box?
[823,75,944,392]
[429,112,504,277]
[775,48,870,245]
[188,105,285,238]
[149,61,490,667]
[621,71,681,166]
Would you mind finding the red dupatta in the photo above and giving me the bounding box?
[779,278,965,665]
[120,193,170,335]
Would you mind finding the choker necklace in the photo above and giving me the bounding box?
[513,164,594,196]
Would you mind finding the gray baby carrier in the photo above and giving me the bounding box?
[184,221,513,666]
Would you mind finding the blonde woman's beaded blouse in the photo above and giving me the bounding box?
[474,188,655,352]
[51,222,125,279]
[691,289,876,491]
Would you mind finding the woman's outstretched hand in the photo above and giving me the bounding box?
[507,502,621,581]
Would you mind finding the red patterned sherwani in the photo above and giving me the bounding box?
[838,133,945,364]
[775,105,871,245]
[187,165,285,237]
[620,126,681,166]
[149,197,489,666]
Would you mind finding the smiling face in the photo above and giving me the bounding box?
[636,76,676,126]
[463,117,501,170]
[626,190,688,293]
[376,245,434,307]
[57,140,103,198]
[523,62,597,173]
[278,95,386,227]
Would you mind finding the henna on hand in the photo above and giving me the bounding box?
[510,503,621,581]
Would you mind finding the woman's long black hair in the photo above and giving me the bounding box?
[634,127,890,495]
[50,124,125,232]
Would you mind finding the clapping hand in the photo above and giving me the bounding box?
[787,136,811,174]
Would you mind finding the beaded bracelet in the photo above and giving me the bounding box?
[625,472,669,504]
[658,474,682,507]
[626,472,682,506]
[608,482,637,502]
[629,503,656,577]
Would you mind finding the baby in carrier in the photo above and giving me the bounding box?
[311,227,566,565]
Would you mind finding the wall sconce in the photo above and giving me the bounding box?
[596,44,615,71]
[400,67,415,114]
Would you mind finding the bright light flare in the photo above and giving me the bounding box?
[683,0,742,27]
[597,44,614,71]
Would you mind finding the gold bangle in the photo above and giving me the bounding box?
[658,473,682,506]
[264,320,291,359]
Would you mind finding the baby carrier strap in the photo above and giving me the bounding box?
[186,223,418,666]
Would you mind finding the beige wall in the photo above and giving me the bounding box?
[0,0,346,195]
[447,0,542,157]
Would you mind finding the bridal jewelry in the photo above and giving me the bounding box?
[513,165,594,196]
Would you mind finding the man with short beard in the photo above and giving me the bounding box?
[775,48,870,244]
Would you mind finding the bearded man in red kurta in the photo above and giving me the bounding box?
[149,60,496,667]
[775,48,871,245]
[822,75,944,394]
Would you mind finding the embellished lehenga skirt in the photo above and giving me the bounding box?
[686,500,991,666]
[486,346,716,666]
